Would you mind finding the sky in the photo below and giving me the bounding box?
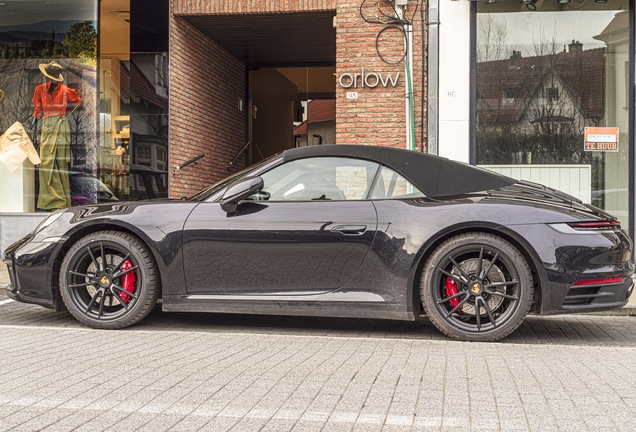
[479,10,627,57]
[0,0,96,28]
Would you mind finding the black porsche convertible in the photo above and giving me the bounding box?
[3,145,634,341]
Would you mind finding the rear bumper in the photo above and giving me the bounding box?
[539,277,633,315]
[507,223,634,316]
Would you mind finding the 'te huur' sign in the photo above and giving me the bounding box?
[584,127,619,152]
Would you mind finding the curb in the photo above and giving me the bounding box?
[582,306,636,317]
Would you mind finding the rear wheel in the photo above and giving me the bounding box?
[420,233,533,342]
[59,231,159,329]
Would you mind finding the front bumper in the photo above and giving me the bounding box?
[3,235,63,310]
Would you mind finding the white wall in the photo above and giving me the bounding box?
[438,0,471,163]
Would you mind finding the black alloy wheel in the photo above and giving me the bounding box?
[420,233,533,342]
[59,231,159,329]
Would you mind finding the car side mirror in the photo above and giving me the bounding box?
[220,176,264,212]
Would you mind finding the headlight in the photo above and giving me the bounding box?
[33,209,65,234]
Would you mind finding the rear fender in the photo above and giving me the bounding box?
[408,222,547,318]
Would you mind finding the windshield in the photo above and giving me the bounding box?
[189,155,280,201]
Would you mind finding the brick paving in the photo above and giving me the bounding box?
[1,296,636,431]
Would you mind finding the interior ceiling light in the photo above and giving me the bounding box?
[526,0,538,10]
[520,0,532,4]
[558,0,570,3]
[486,0,497,3]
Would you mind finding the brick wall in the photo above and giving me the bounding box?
[172,0,337,14]
[336,0,425,151]
[169,0,427,197]
[169,15,246,198]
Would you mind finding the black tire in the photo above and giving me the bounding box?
[59,230,159,329]
[420,233,533,342]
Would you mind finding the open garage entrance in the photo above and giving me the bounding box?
[183,12,336,165]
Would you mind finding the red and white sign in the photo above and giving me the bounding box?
[584,127,619,152]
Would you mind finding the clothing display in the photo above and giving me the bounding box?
[32,67,83,210]
[37,116,72,210]
[32,81,82,119]
[0,121,41,172]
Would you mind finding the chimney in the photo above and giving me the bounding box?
[569,40,583,54]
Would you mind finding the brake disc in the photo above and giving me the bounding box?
[86,254,123,307]
[452,258,506,316]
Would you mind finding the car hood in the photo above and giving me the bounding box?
[483,180,617,222]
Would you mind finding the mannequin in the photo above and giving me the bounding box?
[32,61,82,210]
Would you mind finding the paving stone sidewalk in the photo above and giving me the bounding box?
[1,316,636,431]
[1,295,636,431]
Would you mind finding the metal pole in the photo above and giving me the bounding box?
[426,0,439,155]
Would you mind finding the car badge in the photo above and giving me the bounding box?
[471,283,481,294]
[101,276,109,285]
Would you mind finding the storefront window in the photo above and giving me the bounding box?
[98,0,169,202]
[0,0,98,212]
[475,1,630,230]
[0,0,168,213]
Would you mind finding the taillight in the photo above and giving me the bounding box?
[569,220,620,230]
[572,277,623,287]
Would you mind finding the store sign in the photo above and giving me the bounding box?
[584,127,619,152]
[338,67,400,89]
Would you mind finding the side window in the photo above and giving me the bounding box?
[253,157,379,201]
[370,166,426,199]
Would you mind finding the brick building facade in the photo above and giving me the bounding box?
[169,0,426,198]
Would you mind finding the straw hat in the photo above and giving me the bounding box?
[38,61,64,82]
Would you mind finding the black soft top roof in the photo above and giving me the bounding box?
[283,145,516,198]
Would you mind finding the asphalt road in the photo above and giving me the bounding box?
[1,294,636,432]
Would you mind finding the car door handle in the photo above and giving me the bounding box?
[331,225,367,235]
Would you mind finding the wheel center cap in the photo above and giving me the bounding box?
[470,283,482,294]
[100,275,110,286]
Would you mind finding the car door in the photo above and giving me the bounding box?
[182,156,380,295]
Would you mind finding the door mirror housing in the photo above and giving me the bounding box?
[221,176,264,212]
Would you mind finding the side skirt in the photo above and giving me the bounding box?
[162,295,414,321]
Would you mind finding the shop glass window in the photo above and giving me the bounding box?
[257,157,379,201]
[99,0,169,202]
[475,0,630,230]
[0,0,98,212]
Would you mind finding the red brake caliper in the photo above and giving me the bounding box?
[445,277,461,311]
[119,259,136,304]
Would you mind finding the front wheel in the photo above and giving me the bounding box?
[420,233,533,342]
[59,230,159,329]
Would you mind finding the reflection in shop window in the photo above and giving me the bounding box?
[475,3,630,229]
